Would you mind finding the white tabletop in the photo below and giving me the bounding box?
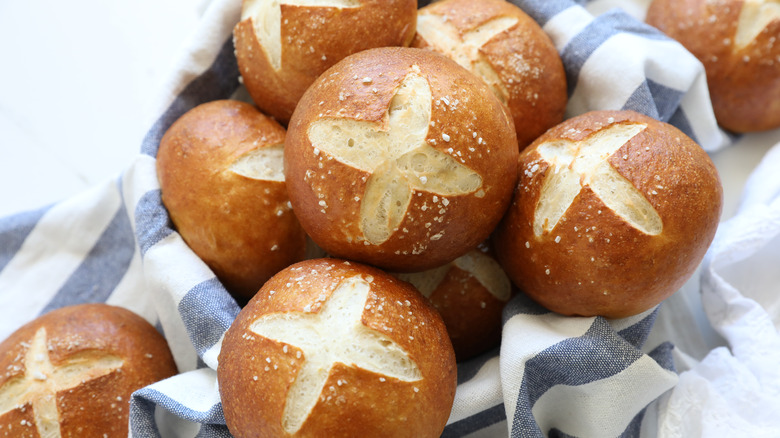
[0,0,209,218]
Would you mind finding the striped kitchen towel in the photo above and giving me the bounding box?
[0,0,735,436]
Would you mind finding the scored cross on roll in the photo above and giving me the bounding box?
[494,110,723,318]
[0,304,178,437]
[234,0,417,124]
[217,258,457,437]
[284,47,519,272]
[412,0,567,149]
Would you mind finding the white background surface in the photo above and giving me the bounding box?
[0,0,210,218]
[0,0,778,220]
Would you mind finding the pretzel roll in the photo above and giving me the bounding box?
[0,304,177,437]
[395,243,512,360]
[646,0,780,132]
[234,0,417,124]
[412,0,567,148]
[157,100,306,302]
[218,258,457,438]
[284,47,519,272]
[493,110,723,318]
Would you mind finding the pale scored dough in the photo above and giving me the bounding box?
[307,72,483,245]
[249,275,422,434]
[229,143,285,182]
[241,0,361,70]
[415,13,518,104]
[0,328,124,438]
[734,0,780,50]
[533,123,663,237]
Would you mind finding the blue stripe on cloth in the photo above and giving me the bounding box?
[622,79,685,123]
[646,79,685,122]
[135,189,174,255]
[155,320,166,339]
[0,205,50,273]
[548,412,647,438]
[511,317,644,436]
[547,429,577,438]
[129,394,163,438]
[619,406,648,438]
[669,106,742,146]
[509,0,579,27]
[442,403,507,438]
[503,293,551,322]
[141,37,240,157]
[560,9,669,97]
[131,387,228,428]
[39,189,135,314]
[178,277,241,359]
[130,390,232,438]
[648,341,676,373]
[667,107,701,145]
[457,347,500,384]
[617,307,660,350]
[195,424,232,438]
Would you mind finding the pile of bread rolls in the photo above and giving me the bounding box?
[3,0,749,436]
[153,0,728,436]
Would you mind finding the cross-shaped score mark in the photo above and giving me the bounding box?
[229,143,285,181]
[249,276,422,434]
[416,13,518,104]
[307,72,483,245]
[0,328,124,437]
[242,0,361,70]
[734,0,780,50]
[533,123,663,237]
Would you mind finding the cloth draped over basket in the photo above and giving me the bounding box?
[2,0,779,437]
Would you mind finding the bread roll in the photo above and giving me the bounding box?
[395,243,512,360]
[157,100,306,302]
[233,0,417,124]
[646,0,780,132]
[284,47,519,272]
[0,304,177,437]
[493,110,723,318]
[412,0,567,148]
[218,258,457,438]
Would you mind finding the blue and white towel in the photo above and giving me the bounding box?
[2,0,775,436]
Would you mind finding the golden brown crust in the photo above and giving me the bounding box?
[156,100,307,302]
[234,0,418,124]
[284,47,519,272]
[395,243,512,361]
[493,110,723,318]
[0,304,178,437]
[218,258,457,438]
[425,259,509,360]
[646,0,780,132]
[412,0,567,148]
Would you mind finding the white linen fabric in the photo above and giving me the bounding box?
[0,0,772,437]
[656,143,780,437]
